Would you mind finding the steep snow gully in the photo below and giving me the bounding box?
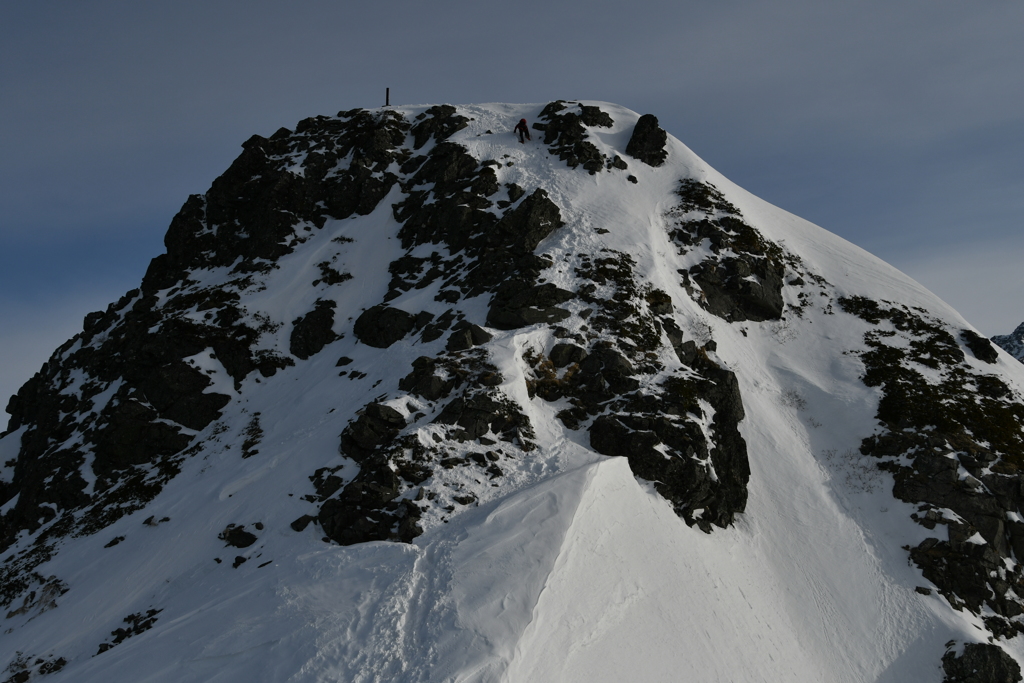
[4,101,1024,682]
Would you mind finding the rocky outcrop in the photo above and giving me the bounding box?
[320,404,422,545]
[1,653,68,681]
[668,180,785,322]
[144,109,412,291]
[390,141,565,318]
[218,524,258,548]
[410,104,470,149]
[487,282,575,329]
[534,101,613,174]
[962,329,999,364]
[688,255,784,322]
[353,305,416,349]
[517,247,751,531]
[0,287,247,596]
[95,609,162,656]
[290,299,339,359]
[625,113,668,167]
[399,357,458,402]
[318,462,422,546]
[434,391,529,444]
[842,296,1024,638]
[339,403,407,462]
[584,351,748,531]
[446,321,492,352]
[315,349,526,546]
[942,642,1021,683]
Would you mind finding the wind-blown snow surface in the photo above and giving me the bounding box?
[4,102,1024,681]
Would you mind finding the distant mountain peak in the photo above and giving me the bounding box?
[994,321,1024,363]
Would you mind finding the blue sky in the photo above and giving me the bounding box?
[2,0,1023,410]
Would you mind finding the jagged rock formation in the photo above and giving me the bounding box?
[943,643,1022,682]
[2,101,1023,682]
[994,322,1024,363]
[669,179,785,322]
[625,113,669,167]
[841,296,1024,640]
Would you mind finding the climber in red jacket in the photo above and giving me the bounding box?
[514,118,531,143]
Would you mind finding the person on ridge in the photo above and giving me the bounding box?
[514,118,531,144]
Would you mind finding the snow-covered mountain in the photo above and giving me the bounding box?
[995,323,1024,364]
[4,101,1024,683]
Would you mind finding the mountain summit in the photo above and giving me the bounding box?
[3,101,1024,682]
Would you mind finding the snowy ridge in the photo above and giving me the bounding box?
[3,101,1024,682]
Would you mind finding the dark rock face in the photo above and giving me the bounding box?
[536,101,614,174]
[0,653,67,680]
[353,305,416,348]
[491,187,565,257]
[95,609,162,656]
[90,400,196,472]
[0,106,430,607]
[144,109,412,291]
[487,282,575,330]
[586,352,748,531]
[434,392,531,444]
[391,142,564,316]
[688,255,784,322]
[399,357,458,402]
[318,462,422,546]
[218,524,257,548]
[339,403,407,462]
[290,299,338,359]
[0,288,248,606]
[394,141,499,256]
[517,248,751,532]
[410,104,470,149]
[625,114,668,167]
[550,343,587,368]
[842,296,1024,638]
[321,403,424,546]
[446,321,493,352]
[668,180,785,322]
[942,643,1021,683]
[962,329,999,364]
[317,349,527,546]
[389,122,567,329]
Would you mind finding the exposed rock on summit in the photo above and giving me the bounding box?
[625,113,669,167]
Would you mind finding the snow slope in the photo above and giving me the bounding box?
[3,101,1024,682]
